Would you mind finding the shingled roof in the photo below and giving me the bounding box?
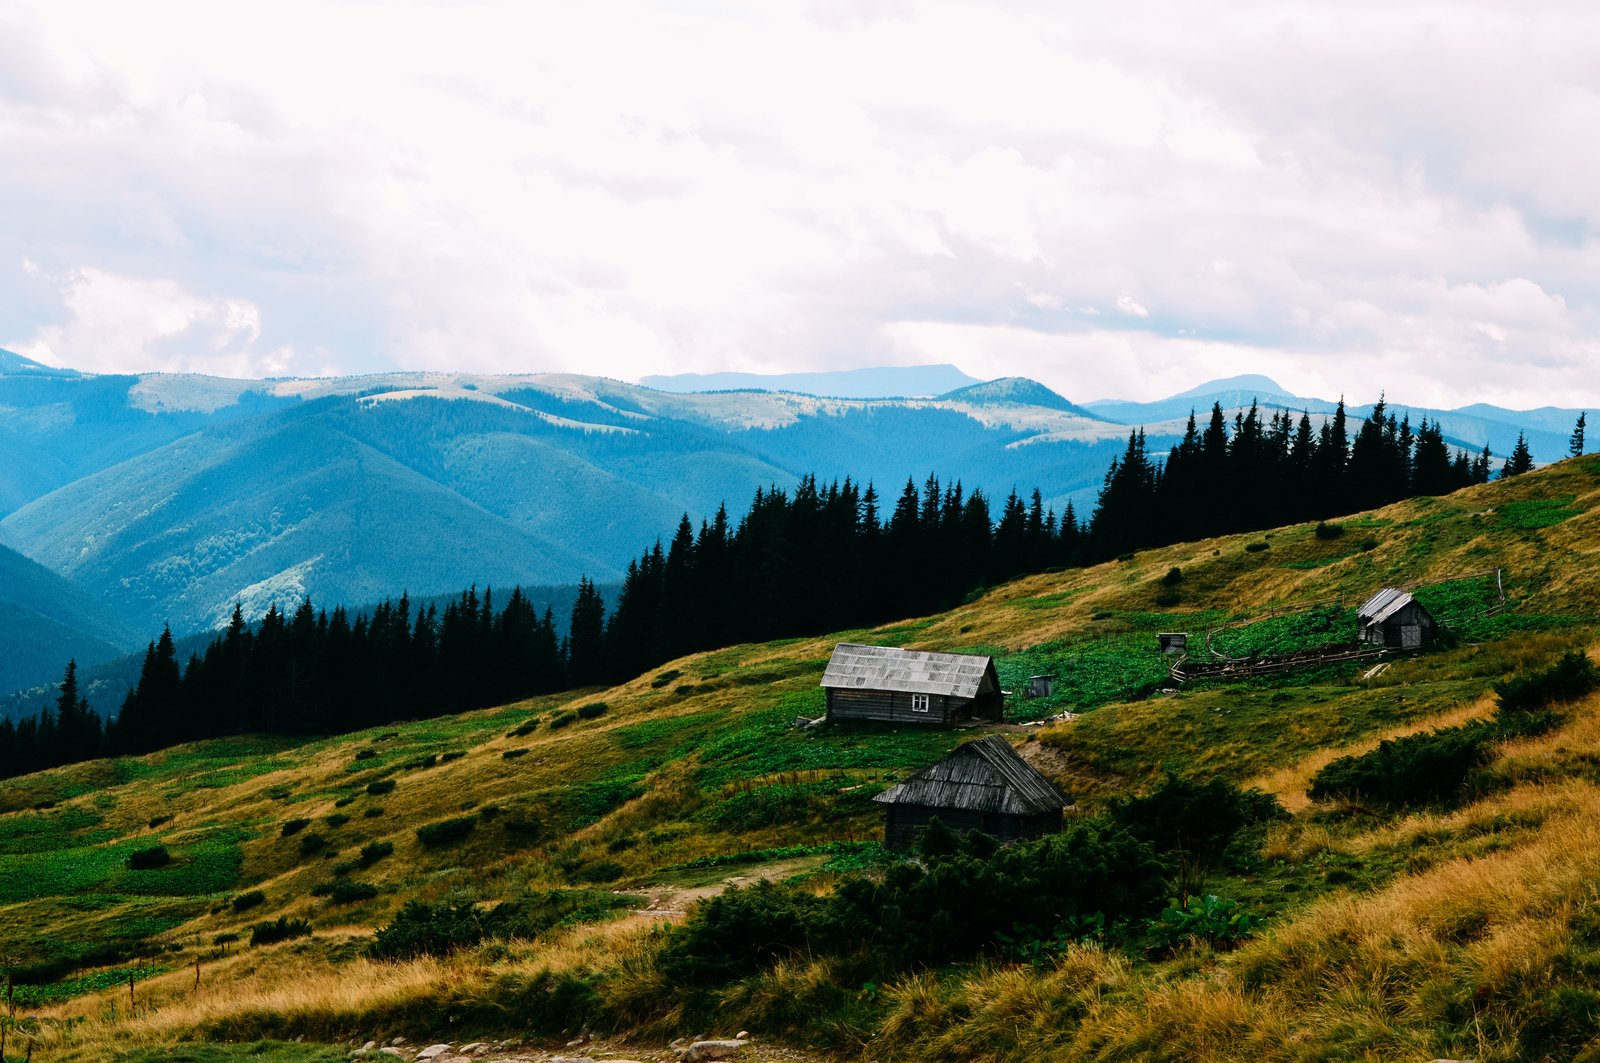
[1358,587,1422,625]
[873,735,1066,816]
[821,643,995,700]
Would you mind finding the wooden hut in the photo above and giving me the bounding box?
[873,735,1067,850]
[820,643,1004,726]
[1357,588,1438,649]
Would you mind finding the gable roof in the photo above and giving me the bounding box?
[873,735,1066,816]
[821,643,996,700]
[1358,588,1428,625]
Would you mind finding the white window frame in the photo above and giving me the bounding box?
[911,693,931,713]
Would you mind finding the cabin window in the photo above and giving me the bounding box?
[911,694,930,713]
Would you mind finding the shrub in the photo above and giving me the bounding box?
[250,917,312,947]
[334,796,356,808]
[661,818,1165,982]
[441,751,465,762]
[366,779,396,796]
[1092,611,1115,621]
[328,880,379,905]
[577,702,608,720]
[212,933,239,946]
[505,812,543,835]
[416,754,438,769]
[549,713,576,730]
[298,833,327,856]
[1116,552,1135,562]
[1359,537,1379,551]
[325,813,350,828]
[127,845,170,870]
[363,807,385,818]
[1308,726,1492,807]
[503,748,529,759]
[1494,651,1600,712]
[354,749,377,760]
[1155,591,1180,607]
[416,816,477,847]
[1108,776,1281,863]
[1161,567,1183,586]
[359,841,394,868]
[232,890,266,912]
[148,815,173,829]
[332,860,358,876]
[1315,521,1344,539]
[479,805,501,820]
[651,670,682,688]
[572,861,625,883]
[281,818,311,837]
[674,685,695,696]
[1245,542,1270,553]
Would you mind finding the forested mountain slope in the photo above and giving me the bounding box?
[0,543,143,695]
[2,456,1597,1063]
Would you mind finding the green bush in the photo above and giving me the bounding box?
[1308,726,1491,807]
[369,890,641,960]
[148,815,173,829]
[1161,567,1183,586]
[354,749,376,761]
[416,816,476,847]
[298,833,327,856]
[212,933,239,946]
[334,796,356,808]
[1315,521,1344,540]
[651,670,682,688]
[359,841,394,868]
[232,890,266,912]
[1116,553,1135,562]
[1108,776,1282,863]
[281,818,311,837]
[1494,651,1600,712]
[127,845,170,870]
[577,702,608,720]
[366,779,396,796]
[327,880,379,905]
[572,860,625,883]
[549,713,576,730]
[1155,591,1180,607]
[325,813,350,828]
[1359,537,1379,551]
[249,917,311,947]
[1245,542,1270,553]
[441,751,465,762]
[503,748,529,759]
[509,720,540,737]
[363,807,385,818]
[660,817,1165,982]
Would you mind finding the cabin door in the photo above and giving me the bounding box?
[1401,624,1422,649]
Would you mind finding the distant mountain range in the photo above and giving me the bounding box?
[1086,373,1584,463]
[0,356,1589,710]
[640,364,983,397]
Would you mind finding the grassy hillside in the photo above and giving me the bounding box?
[3,458,1599,1062]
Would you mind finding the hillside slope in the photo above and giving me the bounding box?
[3,457,1598,1062]
[0,543,144,695]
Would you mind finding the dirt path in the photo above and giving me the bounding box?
[630,855,826,916]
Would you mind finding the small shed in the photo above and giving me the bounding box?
[1357,588,1438,649]
[1027,674,1055,699]
[873,735,1068,850]
[821,643,1004,726]
[1157,632,1188,655]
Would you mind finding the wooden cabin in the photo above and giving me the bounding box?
[873,735,1067,850]
[1357,588,1438,649]
[821,643,1004,726]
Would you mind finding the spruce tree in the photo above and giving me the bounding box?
[1501,433,1535,477]
[1571,412,1587,457]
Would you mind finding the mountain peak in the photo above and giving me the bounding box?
[639,364,983,399]
[0,348,79,378]
[1165,374,1295,402]
[938,377,1099,417]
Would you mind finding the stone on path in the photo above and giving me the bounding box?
[683,1039,749,1063]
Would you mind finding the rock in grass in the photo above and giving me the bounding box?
[683,1040,748,1062]
[416,1046,454,1060]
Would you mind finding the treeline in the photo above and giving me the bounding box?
[1089,399,1503,556]
[0,588,564,774]
[3,393,1581,779]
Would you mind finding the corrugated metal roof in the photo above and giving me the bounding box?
[1357,587,1420,625]
[873,735,1066,815]
[821,643,995,699]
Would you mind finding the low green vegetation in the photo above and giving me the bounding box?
[369,890,645,960]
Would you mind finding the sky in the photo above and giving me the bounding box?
[3,0,1600,407]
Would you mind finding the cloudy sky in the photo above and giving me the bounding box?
[3,0,1599,406]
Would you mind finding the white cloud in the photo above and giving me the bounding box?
[0,0,1598,407]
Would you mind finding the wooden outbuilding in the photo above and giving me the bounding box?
[820,643,1004,726]
[1357,588,1438,649]
[873,735,1068,850]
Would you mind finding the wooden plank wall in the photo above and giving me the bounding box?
[828,688,968,725]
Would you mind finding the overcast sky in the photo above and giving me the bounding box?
[3,1,1599,406]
